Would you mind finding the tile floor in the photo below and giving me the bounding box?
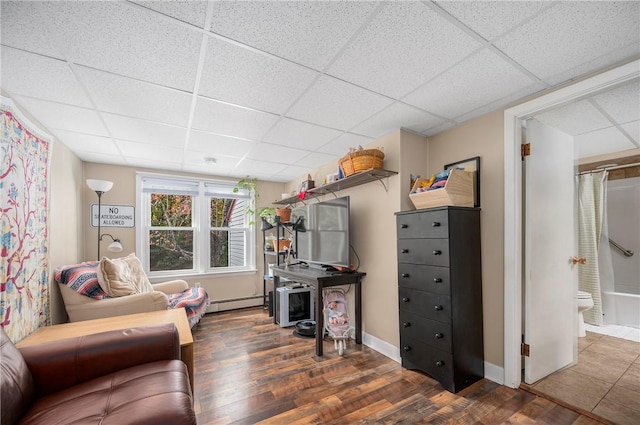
[532,330,640,425]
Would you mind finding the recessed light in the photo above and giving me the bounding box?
[204,157,217,165]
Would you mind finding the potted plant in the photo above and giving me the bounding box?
[275,205,292,223]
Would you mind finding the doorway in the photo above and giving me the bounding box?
[503,59,640,390]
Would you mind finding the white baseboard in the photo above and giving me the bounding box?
[206,298,262,313]
[362,331,401,363]
[362,332,505,386]
[483,361,504,385]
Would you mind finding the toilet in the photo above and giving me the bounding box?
[577,290,594,337]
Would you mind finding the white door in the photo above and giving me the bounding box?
[524,119,578,384]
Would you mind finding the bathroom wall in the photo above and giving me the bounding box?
[607,176,640,295]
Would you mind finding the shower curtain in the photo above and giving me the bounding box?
[578,171,607,325]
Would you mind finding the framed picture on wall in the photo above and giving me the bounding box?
[445,156,480,207]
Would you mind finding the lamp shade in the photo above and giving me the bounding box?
[86,179,113,192]
[107,240,123,252]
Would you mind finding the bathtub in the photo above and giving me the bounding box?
[602,290,640,329]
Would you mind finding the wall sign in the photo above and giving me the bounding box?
[91,204,135,227]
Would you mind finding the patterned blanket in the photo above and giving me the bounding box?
[168,287,210,328]
[55,261,112,300]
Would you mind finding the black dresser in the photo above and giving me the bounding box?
[395,206,483,393]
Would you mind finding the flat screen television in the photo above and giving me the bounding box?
[291,196,350,269]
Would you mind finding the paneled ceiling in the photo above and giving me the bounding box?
[1,1,639,182]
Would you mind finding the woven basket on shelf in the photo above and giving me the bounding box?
[339,149,384,177]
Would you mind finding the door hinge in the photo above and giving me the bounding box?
[521,343,530,357]
[521,143,531,158]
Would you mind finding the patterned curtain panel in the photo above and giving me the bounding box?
[1,97,52,342]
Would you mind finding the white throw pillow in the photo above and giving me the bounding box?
[97,253,154,297]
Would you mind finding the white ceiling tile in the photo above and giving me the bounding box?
[592,79,640,125]
[263,118,343,151]
[76,152,125,165]
[131,1,208,28]
[14,96,108,136]
[543,43,640,86]
[246,142,309,164]
[317,133,375,156]
[53,1,201,91]
[126,157,184,172]
[188,130,256,157]
[102,114,186,148]
[52,130,120,156]
[495,1,640,82]
[183,151,240,173]
[0,1,65,58]
[208,1,378,70]
[328,2,481,98]
[287,76,394,130]
[233,158,287,177]
[535,100,613,136]
[296,152,339,169]
[435,1,550,41]
[199,38,318,114]
[275,165,314,180]
[403,49,535,120]
[621,120,640,144]
[351,103,444,139]
[452,82,547,124]
[575,126,638,159]
[1,47,92,108]
[192,98,279,141]
[77,67,192,127]
[115,139,184,162]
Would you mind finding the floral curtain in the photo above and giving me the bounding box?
[1,97,52,342]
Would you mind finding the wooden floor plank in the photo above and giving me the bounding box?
[193,308,606,424]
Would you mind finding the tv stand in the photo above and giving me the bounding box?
[272,264,366,356]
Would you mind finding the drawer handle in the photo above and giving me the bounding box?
[435,333,444,339]
[432,222,441,227]
[403,322,411,328]
[435,360,445,367]
[434,305,443,311]
[433,278,442,283]
[402,297,410,303]
[401,273,410,278]
[401,224,408,229]
[433,250,442,255]
[403,346,412,352]
[401,249,409,254]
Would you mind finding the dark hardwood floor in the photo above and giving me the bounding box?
[192,307,603,424]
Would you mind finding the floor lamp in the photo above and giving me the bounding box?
[87,179,123,260]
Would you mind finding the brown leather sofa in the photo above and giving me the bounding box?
[1,323,197,425]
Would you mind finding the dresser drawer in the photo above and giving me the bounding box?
[397,239,449,267]
[397,209,449,239]
[400,310,452,352]
[400,340,454,389]
[398,264,450,295]
[399,287,451,324]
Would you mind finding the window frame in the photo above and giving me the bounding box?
[136,172,256,279]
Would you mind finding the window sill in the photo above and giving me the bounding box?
[148,268,257,284]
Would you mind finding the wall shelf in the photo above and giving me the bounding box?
[273,168,398,205]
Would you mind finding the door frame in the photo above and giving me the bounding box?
[503,59,639,389]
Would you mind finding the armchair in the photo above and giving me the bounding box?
[58,278,191,322]
[1,323,196,425]
[56,256,209,326]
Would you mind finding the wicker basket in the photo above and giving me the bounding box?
[339,149,384,177]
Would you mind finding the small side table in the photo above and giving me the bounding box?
[272,264,366,356]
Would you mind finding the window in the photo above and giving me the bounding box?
[136,173,255,277]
